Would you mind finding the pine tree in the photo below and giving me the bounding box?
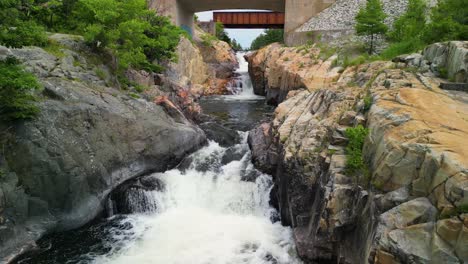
[355,0,388,54]
[388,0,427,42]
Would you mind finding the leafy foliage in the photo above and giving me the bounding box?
[250,29,284,50]
[423,0,468,43]
[231,39,243,51]
[0,0,48,48]
[0,57,41,121]
[381,0,467,59]
[388,0,427,42]
[215,22,231,44]
[345,125,369,174]
[77,0,183,72]
[355,0,388,54]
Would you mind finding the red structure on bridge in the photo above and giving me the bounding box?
[213,12,285,29]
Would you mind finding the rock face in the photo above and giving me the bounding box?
[245,44,341,104]
[163,27,238,97]
[248,43,468,263]
[396,41,468,83]
[0,36,206,261]
[193,27,238,95]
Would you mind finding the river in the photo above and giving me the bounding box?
[15,53,302,264]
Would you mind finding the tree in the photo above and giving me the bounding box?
[355,0,388,54]
[77,0,184,72]
[0,57,41,121]
[380,0,427,58]
[250,29,284,50]
[388,0,427,42]
[423,0,468,43]
[215,22,231,44]
[0,0,48,48]
[231,39,242,51]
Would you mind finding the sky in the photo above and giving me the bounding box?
[196,10,265,49]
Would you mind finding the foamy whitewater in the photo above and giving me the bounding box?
[83,53,301,264]
[224,52,265,101]
[90,134,302,264]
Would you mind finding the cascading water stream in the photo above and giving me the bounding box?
[15,53,300,264]
[90,135,301,264]
[225,52,264,100]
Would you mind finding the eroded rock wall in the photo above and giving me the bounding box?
[249,43,468,263]
[0,35,207,261]
[245,44,341,105]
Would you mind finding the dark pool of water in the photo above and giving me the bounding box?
[200,96,273,131]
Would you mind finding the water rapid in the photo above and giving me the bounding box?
[15,53,300,264]
[91,135,301,264]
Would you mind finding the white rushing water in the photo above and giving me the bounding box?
[81,52,301,264]
[224,52,264,101]
[91,135,302,264]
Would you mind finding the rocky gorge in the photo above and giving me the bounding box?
[0,22,467,264]
[0,30,237,262]
[247,41,468,263]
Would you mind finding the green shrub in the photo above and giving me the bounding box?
[363,94,373,112]
[380,39,425,60]
[95,68,107,80]
[0,57,41,121]
[0,21,48,48]
[343,55,368,68]
[438,67,449,79]
[201,33,217,47]
[345,125,369,174]
[43,40,66,58]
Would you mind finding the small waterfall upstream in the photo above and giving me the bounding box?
[15,53,300,264]
[225,52,264,100]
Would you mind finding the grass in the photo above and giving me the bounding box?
[73,59,82,68]
[201,33,218,47]
[379,39,425,61]
[43,40,66,58]
[363,94,373,112]
[133,84,146,93]
[95,68,107,80]
[129,92,140,99]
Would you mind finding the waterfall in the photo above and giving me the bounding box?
[91,134,302,264]
[225,52,264,100]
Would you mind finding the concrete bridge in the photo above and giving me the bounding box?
[149,0,335,45]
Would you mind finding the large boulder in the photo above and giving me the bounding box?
[0,39,206,261]
[423,41,468,82]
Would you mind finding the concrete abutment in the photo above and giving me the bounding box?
[150,0,335,45]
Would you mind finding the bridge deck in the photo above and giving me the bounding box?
[213,12,285,29]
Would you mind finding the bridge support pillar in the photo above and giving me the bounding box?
[149,0,194,37]
[284,0,334,45]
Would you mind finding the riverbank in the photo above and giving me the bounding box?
[247,42,468,263]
